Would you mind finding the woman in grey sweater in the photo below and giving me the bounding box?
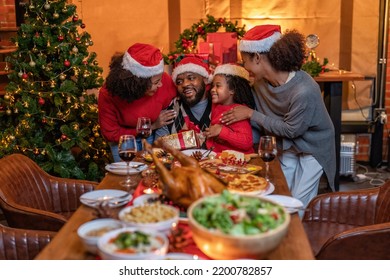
[221,25,336,208]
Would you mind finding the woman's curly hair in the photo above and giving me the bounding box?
[222,74,256,109]
[267,29,306,72]
[105,53,152,103]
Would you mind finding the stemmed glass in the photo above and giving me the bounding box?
[118,135,138,191]
[258,136,277,182]
[136,117,152,158]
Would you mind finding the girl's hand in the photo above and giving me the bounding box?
[152,110,176,130]
[203,124,222,138]
[220,105,254,125]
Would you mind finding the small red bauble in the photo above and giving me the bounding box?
[75,37,80,42]
[38,97,45,105]
[82,60,88,65]
[64,60,71,67]
[21,73,28,79]
[61,134,68,140]
[72,15,78,22]
[80,23,86,28]
[58,35,64,41]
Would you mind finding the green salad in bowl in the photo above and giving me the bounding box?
[192,190,286,236]
[187,190,290,259]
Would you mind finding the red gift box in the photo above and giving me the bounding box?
[206,32,238,65]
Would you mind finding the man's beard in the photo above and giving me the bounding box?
[180,83,206,107]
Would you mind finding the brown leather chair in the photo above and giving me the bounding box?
[302,180,390,259]
[0,223,56,260]
[0,153,98,231]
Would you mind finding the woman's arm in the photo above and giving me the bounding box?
[220,105,254,125]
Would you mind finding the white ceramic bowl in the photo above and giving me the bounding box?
[187,192,290,260]
[77,218,125,254]
[118,203,179,235]
[97,227,168,260]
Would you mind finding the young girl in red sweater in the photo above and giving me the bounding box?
[204,64,255,154]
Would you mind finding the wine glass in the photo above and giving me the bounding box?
[258,136,277,182]
[136,117,152,158]
[118,135,138,191]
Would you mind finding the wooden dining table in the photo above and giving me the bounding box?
[35,156,315,260]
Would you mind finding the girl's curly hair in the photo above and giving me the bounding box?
[223,74,256,109]
[105,53,152,103]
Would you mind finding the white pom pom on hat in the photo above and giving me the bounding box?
[239,25,282,53]
[171,56,211,84]
[122,43,164,78]
[213,64,250,81]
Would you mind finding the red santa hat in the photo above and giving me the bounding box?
[239,25,282,53]
[171,56,211,83]
[122,43,164,78]
[213,64,250,81]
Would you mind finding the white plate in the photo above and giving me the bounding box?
[80,189,132,208]
[163,253,204,260]
[264,194,304,213]
[105,161,147,175]
[230,182,275,196]
[132,193,159,206]
[181,149,217,159]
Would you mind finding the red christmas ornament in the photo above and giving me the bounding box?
[75,37,80,42]
[218,18,225,24]
[35,32,40,37]
[21,73,28,79]
[82,60,88,65]
[64,60,71,67]
[72,15,79,22]
[42,118,47,123]
[38,97,45,105]
[61,134,68,140]
[58,35,64,41]
[197,26,205,35]
[80,23,86,28]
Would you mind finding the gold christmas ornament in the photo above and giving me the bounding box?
[29,60,36,67]
[53,12,59,19]
[6,109,12,115]
[59,74,66,80]
[9,135,15,141]
[73,123,79,130]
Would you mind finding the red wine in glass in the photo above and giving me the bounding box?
[136,128,151,139]
[118,135,137,190]
[136,117,152,157]
[260,152,276,162]
[258,136,277,182]
[119,151,137,162]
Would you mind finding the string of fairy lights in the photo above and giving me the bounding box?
[1,0,107,160]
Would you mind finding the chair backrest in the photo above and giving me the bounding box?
[0,154,55,212]
[375,180,390,224]
[0,223,55,260]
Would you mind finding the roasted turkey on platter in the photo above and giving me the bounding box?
[144,139,226,208]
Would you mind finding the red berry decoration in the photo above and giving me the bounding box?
[21,73,28,79]
[64,60,71,67]
[58,35,64,41]
[72,15,78,22]
[80,23,86,28]
[38,97,45,105]
[61,134,68,140]
[75,37,80,42]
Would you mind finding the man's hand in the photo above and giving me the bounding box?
[203,124,222,138]
[220,105,253,125]
[151,110,176,130]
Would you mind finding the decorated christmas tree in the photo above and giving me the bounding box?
[0,0,111,181]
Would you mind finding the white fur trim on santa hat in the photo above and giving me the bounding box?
[122,52,164,78]
[172,63,211,84]
[239,32,281,53]
[213,64,250,81]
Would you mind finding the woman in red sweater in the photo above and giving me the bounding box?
[204,64,255,154]
[98,43,177,162]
